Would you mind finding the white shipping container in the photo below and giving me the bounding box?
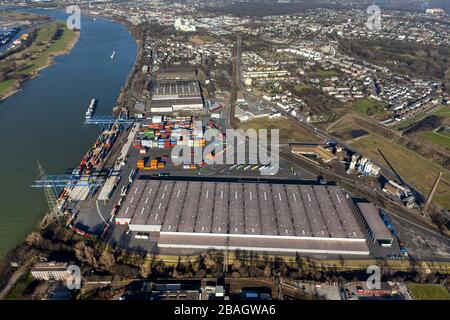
[152,116,163,123]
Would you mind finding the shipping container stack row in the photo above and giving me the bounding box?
[75,123,122,176]
[58,123,123,210]
[133,116,210,171]
[133,116,207,149]
[137,158,166,170]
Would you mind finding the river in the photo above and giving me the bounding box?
[0,8,137,256]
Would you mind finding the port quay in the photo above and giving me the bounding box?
[33,110,395,260]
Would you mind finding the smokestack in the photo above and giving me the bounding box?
[423,171,443,213]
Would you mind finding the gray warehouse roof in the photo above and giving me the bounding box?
[356,203,393,241]
[154,81,201,98]
[119,179,365,241]
[117,180,147,222]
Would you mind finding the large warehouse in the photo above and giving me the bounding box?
[115,178,370,255]
[149,80,204,112]
[156,67,197,81]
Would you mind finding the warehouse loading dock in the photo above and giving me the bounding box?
[356,202,394,247]
[115,178,371,255]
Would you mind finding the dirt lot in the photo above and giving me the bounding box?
[237,117,323,143]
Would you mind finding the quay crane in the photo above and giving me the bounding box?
[84,115,135,131]
[32,161,120,216]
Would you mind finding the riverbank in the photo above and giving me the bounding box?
[0,8,142,297]
[0,20,79,101]
[0,5,137,258]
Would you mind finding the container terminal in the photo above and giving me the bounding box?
[32,110,407,259]
[28,66,423,259]
[114,178,370,256]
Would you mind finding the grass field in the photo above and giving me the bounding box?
[17,22,77,76]
[419,131,450,150]
[35,21,59,44]
[0,79,16,96]
[0,11,39,20]
[189,35,216,44]
[293,84,312,92]
[433,105,450,117]
[314,68,339,78]
[17,54,49,75]
[237,117,323,143]
[0,21,77,98]
[6,272,34,300]
[394,113,428,131]
[407,284,450,300]
[349,132,450,209]
[47,25,77,53]
[395,105,449,132]
[413,105,450,149]
[352,98,388,116]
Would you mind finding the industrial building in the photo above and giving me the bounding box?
[355,202,393,247]
[155,67,197,81]
[31,262,71,281]
[355,281,395,297]
[115,178,370,255]
[291,144,337,163]
[122,280,202,300]
[149,80,204,112]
